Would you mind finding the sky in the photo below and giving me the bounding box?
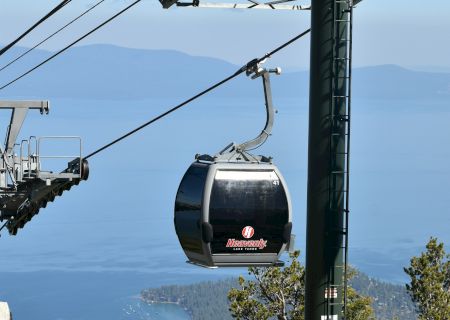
[1,0,450,71]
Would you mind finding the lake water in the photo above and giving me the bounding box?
[1,96,449,318]
[0,271,193,319]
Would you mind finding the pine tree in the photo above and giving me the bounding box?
[404,237,450,320]
[345,283,375,320]
[228,251,374,320]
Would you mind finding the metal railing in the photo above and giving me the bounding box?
[19,139,29,181]
[36,136,82,179]
[15,136,83,181]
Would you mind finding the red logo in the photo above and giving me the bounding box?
[242,226,255,239]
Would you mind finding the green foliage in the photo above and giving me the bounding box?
[141,258,422,320]
[346,286,374,320]
[404,237,450,320]
[228,251,304,320]
[141,269,416,320]
[228,252,374,320]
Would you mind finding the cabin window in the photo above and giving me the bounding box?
[209,170,288,254]
[175,165,208,254]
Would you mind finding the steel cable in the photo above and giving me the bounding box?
[0,0,72,57]
[0,0,107,73]
[0,0,143,91]
[84,28,311,159]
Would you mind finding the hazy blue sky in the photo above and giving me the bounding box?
[1,0,450,70]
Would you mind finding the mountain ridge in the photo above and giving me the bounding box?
[0,44,449,101]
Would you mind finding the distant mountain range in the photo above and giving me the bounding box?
[0,44,449,101]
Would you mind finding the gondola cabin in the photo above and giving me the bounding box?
[174,156,292,267]
[175,63,292,267]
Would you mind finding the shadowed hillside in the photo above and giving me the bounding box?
[142,271,417,320]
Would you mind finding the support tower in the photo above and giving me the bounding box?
[305,0,353,319]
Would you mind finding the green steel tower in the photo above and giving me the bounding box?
[305,0,353,319]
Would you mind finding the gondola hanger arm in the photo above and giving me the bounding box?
[234,62,281,153]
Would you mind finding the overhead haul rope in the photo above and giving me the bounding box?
[84,28,311,160]
[0,0,107,73]
[0,0,72,57]
[0,0,143,91]
[0,221,7,236]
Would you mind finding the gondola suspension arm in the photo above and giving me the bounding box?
[235,63,281,153]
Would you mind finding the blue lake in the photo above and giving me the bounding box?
[0,271,194,319]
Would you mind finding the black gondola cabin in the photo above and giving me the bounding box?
[174,158,292,267]
[174,64,293,267]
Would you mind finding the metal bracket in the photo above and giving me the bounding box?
[0,101,49,189]
[173,0,311,10]
[0,101,49,155]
